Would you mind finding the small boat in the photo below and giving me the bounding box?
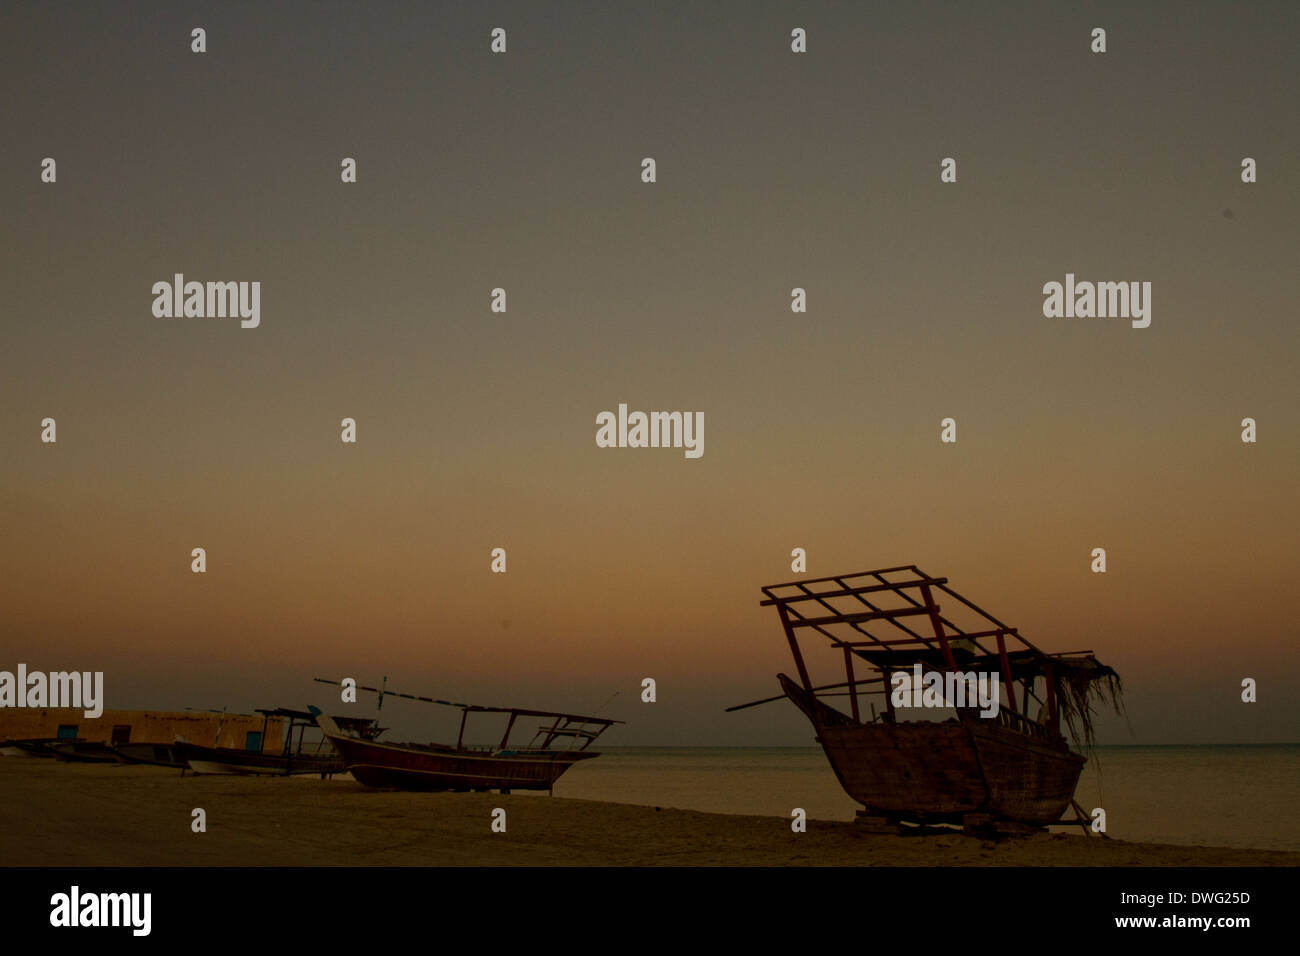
[177,742,343,776]
[310,679,622,793]
[175,708,376,776]
[111,742,188,769]
[730,565,1123,829]
[0,737,63,758]
[48,740,124,763]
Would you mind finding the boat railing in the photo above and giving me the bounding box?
[994,707,1053,740]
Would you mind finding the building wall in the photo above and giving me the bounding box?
[0,709,285,750]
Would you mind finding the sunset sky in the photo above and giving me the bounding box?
[2,1,1296,745]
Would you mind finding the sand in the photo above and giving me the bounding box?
[3,759,1295,866]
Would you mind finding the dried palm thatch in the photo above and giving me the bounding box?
[1050,654,1124,748]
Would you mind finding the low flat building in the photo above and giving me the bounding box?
[0,708,284,751]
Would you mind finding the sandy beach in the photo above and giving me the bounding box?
[3,760,1295,867]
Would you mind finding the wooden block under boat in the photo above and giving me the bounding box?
[854,812,904,833]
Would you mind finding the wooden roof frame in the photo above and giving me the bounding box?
[742,566,1103,734]
[312,677,623,753]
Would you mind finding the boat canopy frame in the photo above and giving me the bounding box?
[312,679,623,754]
[732,565,1119,745]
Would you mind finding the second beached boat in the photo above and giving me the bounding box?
[309,680,621,793]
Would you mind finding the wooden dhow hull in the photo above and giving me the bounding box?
[779,674,1084,825]
[322,732,597,792]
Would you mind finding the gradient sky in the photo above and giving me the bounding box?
[2,1,1296,745]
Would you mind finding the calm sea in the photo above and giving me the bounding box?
[540,744,1299,852]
